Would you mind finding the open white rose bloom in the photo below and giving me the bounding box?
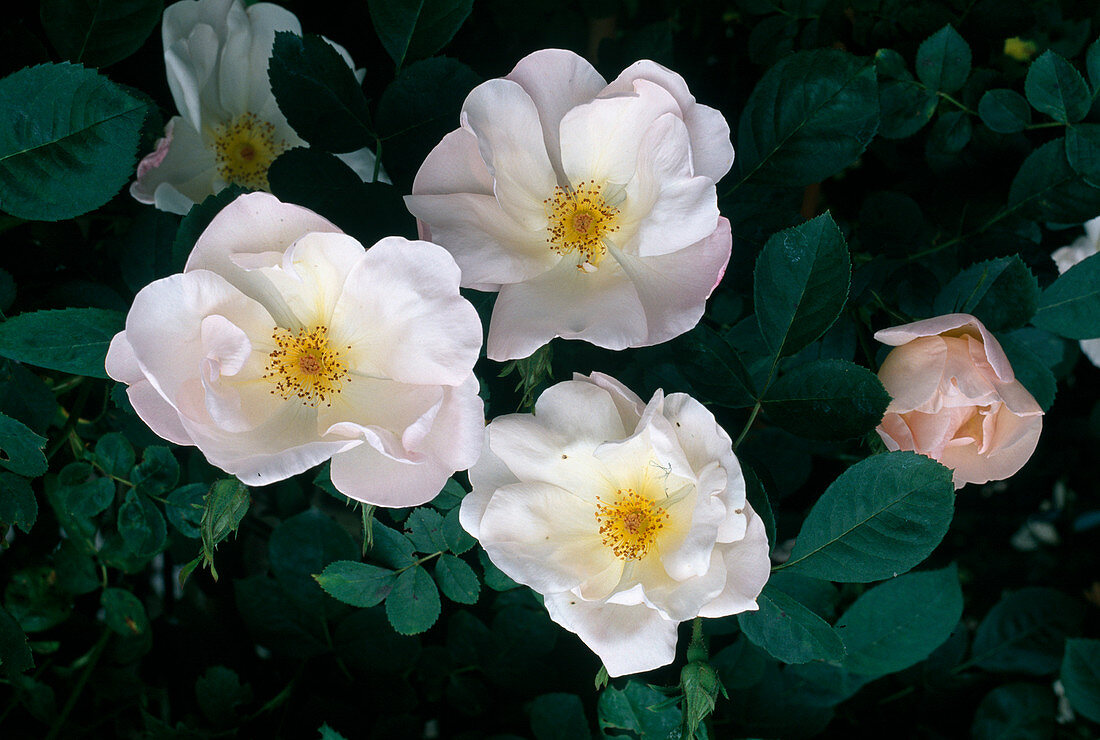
[131,0,379,215]
[460,373,770,676]
[107,193,484,507]
[1051,215,1100,367]
[405,49,734,361]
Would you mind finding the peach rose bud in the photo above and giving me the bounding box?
[874,313,1043,489]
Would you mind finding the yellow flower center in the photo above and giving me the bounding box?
[263,326,350,407]
[213,112,286,190]
[595,487,669,561]
[545,180,620,270]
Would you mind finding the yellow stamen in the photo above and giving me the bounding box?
[545,180,620,270]
[212,112,286,190]
[263,326,350,407]
[594,487,669,561]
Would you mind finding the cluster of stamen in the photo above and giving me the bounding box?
[544,180,620,269]
[263,326,350,407]
[594,488,669,561]
[212,112,286,190]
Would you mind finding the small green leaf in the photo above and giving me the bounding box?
[100,587,149,636]
[0,308,124,378]
[933,255,1040,332]
[915,25,971,94]
[1025,50,1091,123]
[385,565,441,635]
[754,212,852,358]
[781,451,955,582]
[0,473,37,533]
[0,63,148,220]
[315,561,397,608]
[1031,251,1100,340]
[0,413,46,478]
[1061,638,1100,723]
[979,89,1032,134]
[971,587,1084,675]
[269,32,373,153]
[434,554,479,604]
[738,584,845,664]
[93,432,135,480]
[737,49,879,187]
[40,0,162,68]
[836,565,963,677]
[763,359,889,440]
[368,0,474,69]
[531,693,590,740]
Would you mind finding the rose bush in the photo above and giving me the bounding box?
[460,372,770,676]
[130,0,380,214]
[875,314,1044,489]
[405,49,733,361]
[107,192,484,507]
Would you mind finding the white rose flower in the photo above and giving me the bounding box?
[107,192,484,507]
[131,0,381,215]
[1051,215,1100,367]
[460,372,770,676]
[405,49,734,361]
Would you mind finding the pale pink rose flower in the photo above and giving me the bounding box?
[875,314,1043,489]
[405,49,734,361]
[131,0,382,215]
[1051,215,1100,367]
[460,373,770,676]
[107,192,484,507]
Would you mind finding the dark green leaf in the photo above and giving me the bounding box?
[915,25,971,93]
[40,0,161,68]
[531,693,590,740]
[385,565,441,635]
[1031,251,1100,339]
[434,554,479,604]
[93,432,135,479]
[836,565,963,677]
[1061,638,1100,723]
[781,451,955,582]
[1008,139,1100,223]
[442,506,475,554]
[0,605,33,676]
[737,49,879,187]
[375,56,481,187]
[933,255,1040,332]
[315,560,397,608]
[100,587,149,636]
[0,473,36,533]
[1025,50,1090,123]
[269,32,373,152]
[0,308,123,378]
[268,148,413,245]
[971,683,1056,740]
[0,413,46,478]
[979,89,1032,134]
[971,587,1084,675]
[754,212,852,358]
[165,483,205,538]
[1066,123,1100,188]
[368,0,474,69]
[130,446,178,496]
[738,584,845,664]
[763,359,889,440]
[0,63,148,220]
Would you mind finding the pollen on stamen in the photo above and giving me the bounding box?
[262,326,350,407]
[545,179,620,269]
[212,112,287,191]
[594,487,669,561]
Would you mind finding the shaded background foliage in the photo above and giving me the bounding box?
[1,0,1100,738]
